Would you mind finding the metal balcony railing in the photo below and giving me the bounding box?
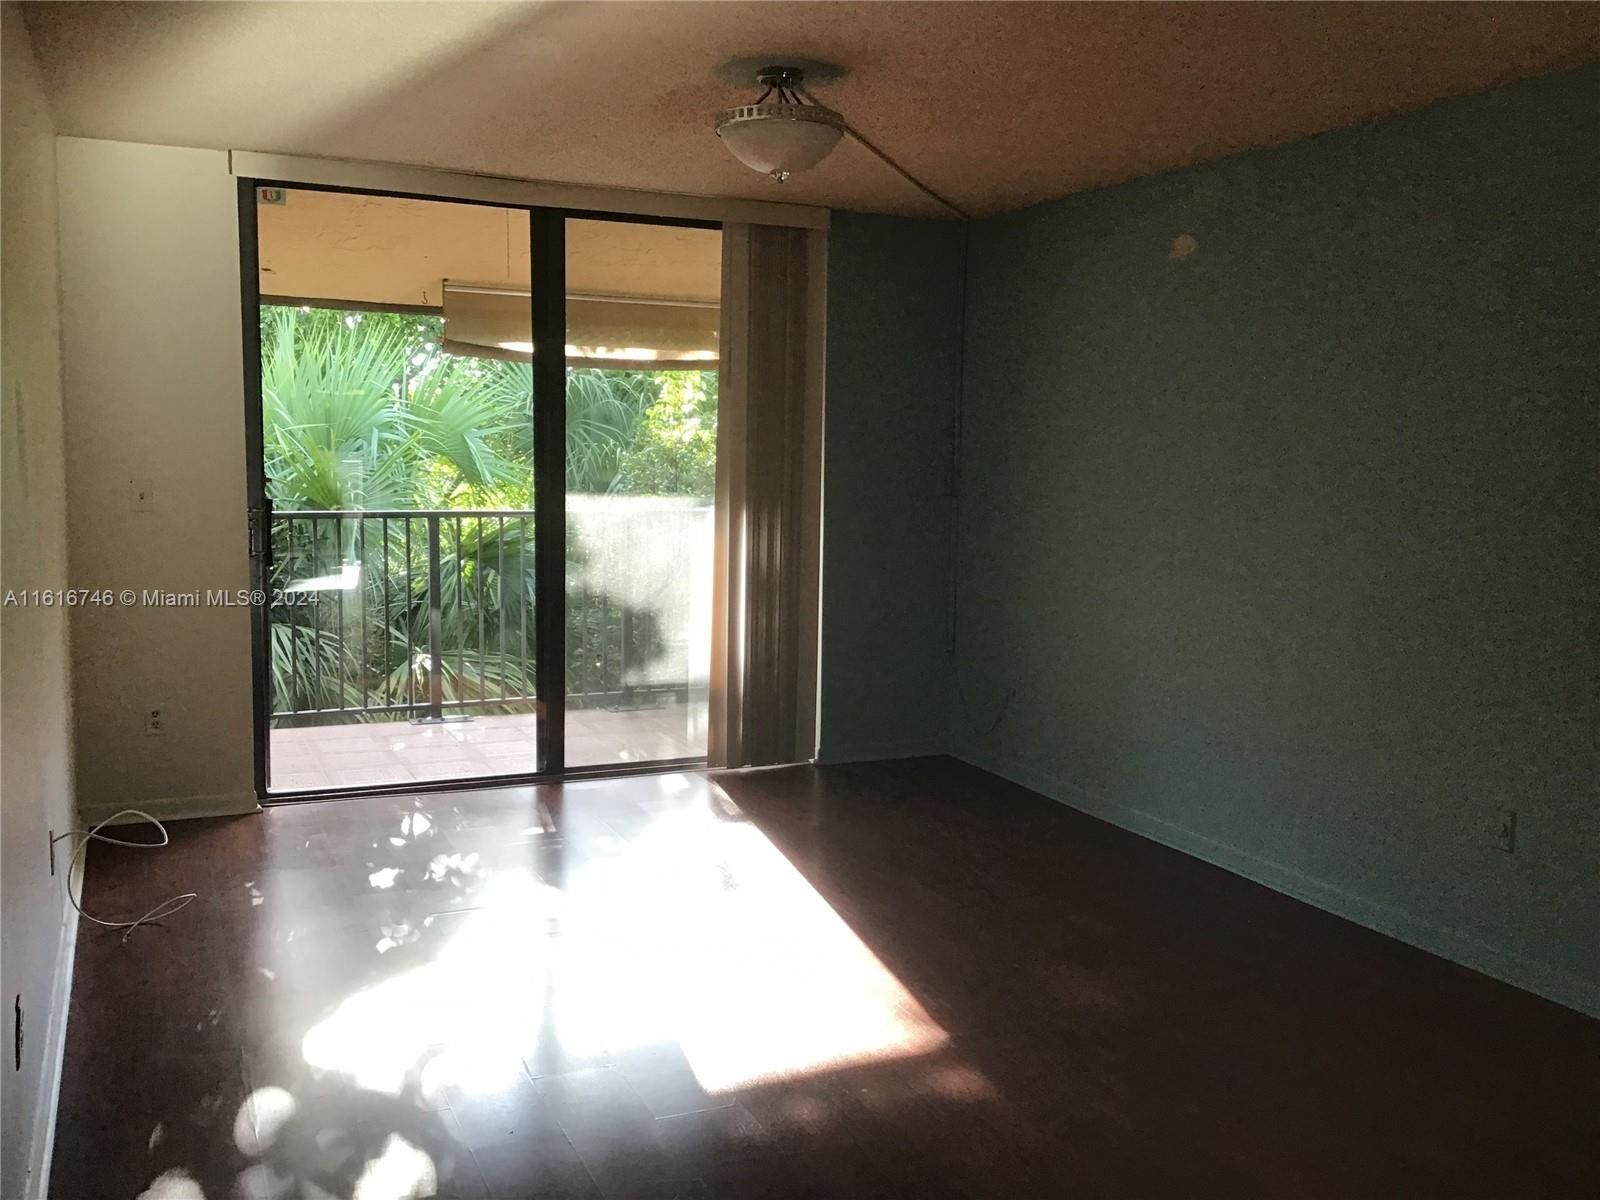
[268,506,704,725]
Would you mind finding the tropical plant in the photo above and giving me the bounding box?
[261,308,417,511]
[262,307,534,511]
[615,372,718,498]
[467,362,663,498]
[261,305,716,723]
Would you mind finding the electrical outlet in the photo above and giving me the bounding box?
[1493,807,1517,854]
[144,706,167,736]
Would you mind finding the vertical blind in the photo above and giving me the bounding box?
[708,224,826,768]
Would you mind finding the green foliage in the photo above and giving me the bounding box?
[407,357,526,496]
[263,305,717,508]
[261,307,418,510]
[566,368,660,494]
[260,306,531,511]
[615,372,719,499]
[261,304,717,721]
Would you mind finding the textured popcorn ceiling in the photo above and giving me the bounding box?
[22,1,1600,218]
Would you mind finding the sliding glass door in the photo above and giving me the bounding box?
[242,184,719,795]
[563,217,721,767]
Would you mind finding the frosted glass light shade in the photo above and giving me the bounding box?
[715,103,844,179]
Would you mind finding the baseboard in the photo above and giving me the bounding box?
[80,789,261,827]
[815,740,946,766]
[958,744,1600,1021]
[23,881,79,1200]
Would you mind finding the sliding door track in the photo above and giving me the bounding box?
[259,755,710,806]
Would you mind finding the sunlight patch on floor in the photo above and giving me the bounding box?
[297,788,947,1103]
[301,870,555,1097]
[351,1135,435,1200]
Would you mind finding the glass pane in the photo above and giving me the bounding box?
[564,218,721,766]
[257,188,536,791]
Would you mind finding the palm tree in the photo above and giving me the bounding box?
[261,305,711,724]
[469,360,660,495]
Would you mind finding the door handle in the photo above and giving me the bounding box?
[248,497,274,570]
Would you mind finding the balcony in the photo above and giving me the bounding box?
[269,703,706,791]
[267,501,711,792]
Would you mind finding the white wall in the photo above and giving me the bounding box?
[0,6,78,1195]
[55,137,257,822]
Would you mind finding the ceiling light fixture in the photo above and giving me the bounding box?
[713,62,970,219]
[714,66,844,183]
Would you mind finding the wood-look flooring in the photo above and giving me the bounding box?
[51,758,1600,1199]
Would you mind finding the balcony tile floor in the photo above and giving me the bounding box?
[270,701,707,791]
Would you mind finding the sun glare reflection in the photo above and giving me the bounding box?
[136,1168,204,1200]
[234,1086,296,1156]
[300,784,948,1107]
[351,1134,436,1200]
[302,872,555,1097]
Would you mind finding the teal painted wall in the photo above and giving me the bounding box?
[818,213,965,762]
[951,66,1600,1015]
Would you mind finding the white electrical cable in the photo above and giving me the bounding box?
[52,809,198,943]
[797,85,972,220]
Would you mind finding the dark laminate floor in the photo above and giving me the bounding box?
[53,757,1600,1200]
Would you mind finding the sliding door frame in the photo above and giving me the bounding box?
[238,178,718,803]
[529,208,565,776]
[239,180,272,800]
